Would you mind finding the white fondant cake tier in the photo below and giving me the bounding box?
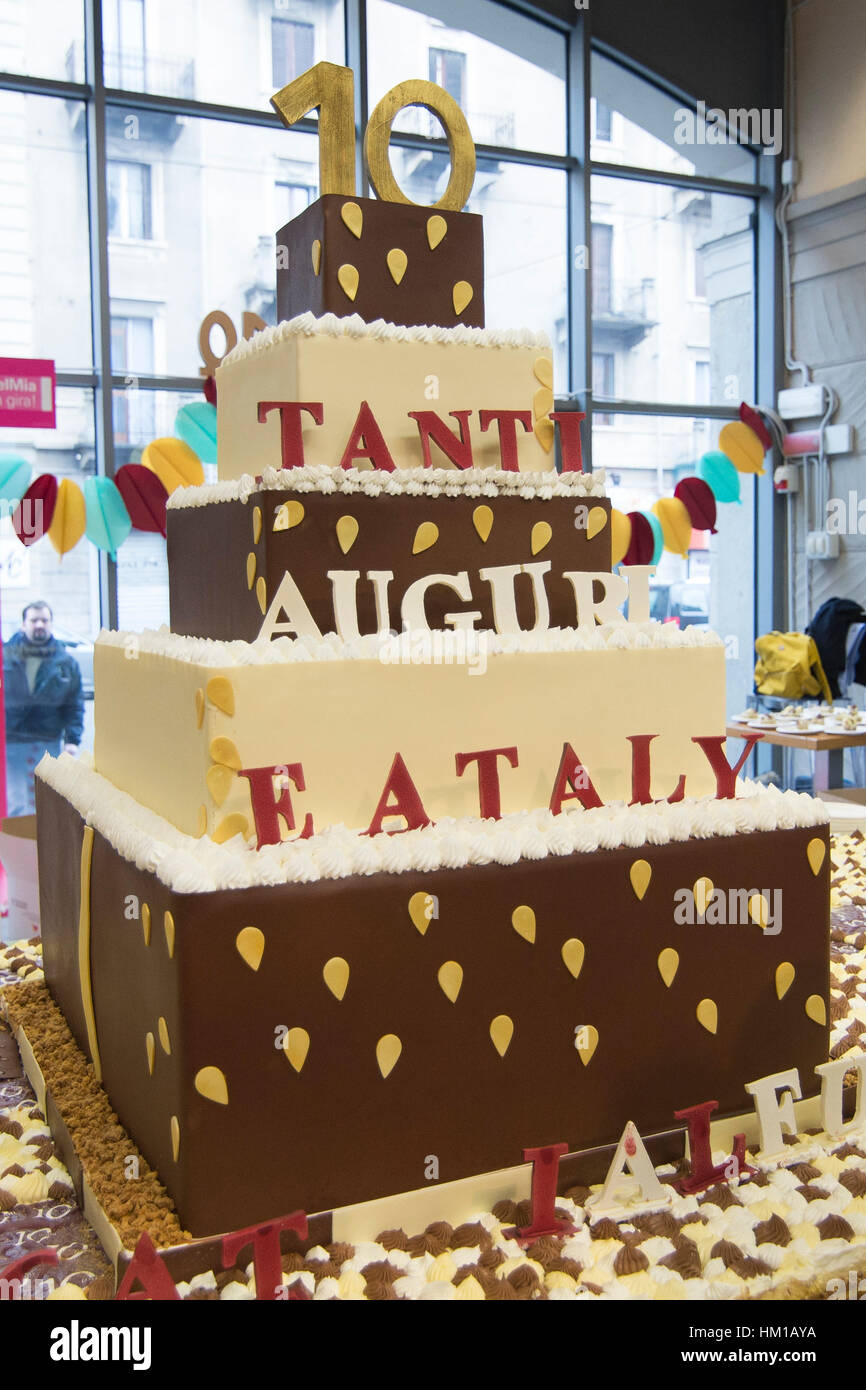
[216,312,558,479]
[91,624,726,843]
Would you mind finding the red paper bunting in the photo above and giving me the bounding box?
[674,476,717,533]
[623,511,656,567]
[202,375,217,406]
[114,463,169,537]
[739,401,773,453]
[13,474,57,546]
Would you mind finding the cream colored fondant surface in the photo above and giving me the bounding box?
[216,330,554,479]
[94,639,726,841]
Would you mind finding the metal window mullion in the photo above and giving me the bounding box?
[755,148,784,779]
[566,9,591,464]
[590,159,765,200]
[84,0,117,631]
[344,0,368,198]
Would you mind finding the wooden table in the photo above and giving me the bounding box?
[726,723,866,791]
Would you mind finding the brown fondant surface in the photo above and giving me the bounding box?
[276,195,484,330]
[168,488,612,642]
[37,778,829,1238]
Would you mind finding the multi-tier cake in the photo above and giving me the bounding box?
[24,78,832,1255]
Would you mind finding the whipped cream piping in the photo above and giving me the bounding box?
[167,464,607,510]
[219,311,551,370]
[96,620,724,668]
[37,755,828,895]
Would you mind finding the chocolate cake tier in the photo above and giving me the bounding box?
[276,195,484,330]
[167,477,612,643]
[37,775,829,1238]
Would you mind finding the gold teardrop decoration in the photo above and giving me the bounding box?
[158,1016,171,1055]
[206,676,235,717]
[749,892,769,929]
[196,804,208,837]
[576,1024,599,1066]
[387,247,408,284]
[337,263,359,301]
[246,552,256,590]
[408,890,434,935]
[490,1014,514,1058]
[696,998,718,1034]
[311,238,322,275]
[213,814,249,844]
[209,737,242,770]
[427,214,447,250]
[438,960,463,1003]
[693,877,714,916]
[256,576,267,614]
[657,947,679,988]
[141,902,151,947]
[533,357,553,390]
[164,910,175,959]
[376,1033,402,1079]
[511,905,536,944]
[274,499,305,531]
[195,1066,229,1106]
[341,201,363,238]
[412,521,439,555]
[170,1116,180,1163]
[252,505,262,545]
[206,764,234,808]
[805,994,827,1026]
[284,1027,310,1073]
[472,504,493,542]
[145,1032,155,1075]
[323,956,350,1001]
[561,938,585,980]
[629,859,652,901]
[533,387,554,419]
[336,514,359,554]
[807,837,826,876]
[587,506,608,540]
[775,961,795,1000]
[235,926,265,972]
[452,280,473,315]
[195,688,205,728]
[530,521,552,556]
[534,416,554,453]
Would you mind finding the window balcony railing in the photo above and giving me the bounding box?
[592,277,656,347]
[65,43,196,100]
[390,104,516,150]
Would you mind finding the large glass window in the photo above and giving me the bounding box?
[0,0,768,803]
[98,0,345,111]
[106,116,319,376]
[0,92,92,371]
[368,0,566,155]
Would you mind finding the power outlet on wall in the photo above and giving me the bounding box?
[806,530,841,560]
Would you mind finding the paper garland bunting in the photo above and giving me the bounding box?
[83,477,133,560]
[0,454,33,506]
[48,478,87,556]
[612,405,769,567]
[114,464,169,537]
[13,474,57,546]
[174,402,218,465]
[0,378,212,555]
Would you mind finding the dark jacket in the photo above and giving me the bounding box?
[3,632,84,745]
[807,597,866,699]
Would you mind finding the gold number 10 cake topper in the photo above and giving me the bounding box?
[271,61,476,212]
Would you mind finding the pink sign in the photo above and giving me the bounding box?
[0,357,56,430]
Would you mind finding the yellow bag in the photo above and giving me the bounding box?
[754,631,832,703]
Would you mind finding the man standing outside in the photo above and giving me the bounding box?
[3,602,84,815]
